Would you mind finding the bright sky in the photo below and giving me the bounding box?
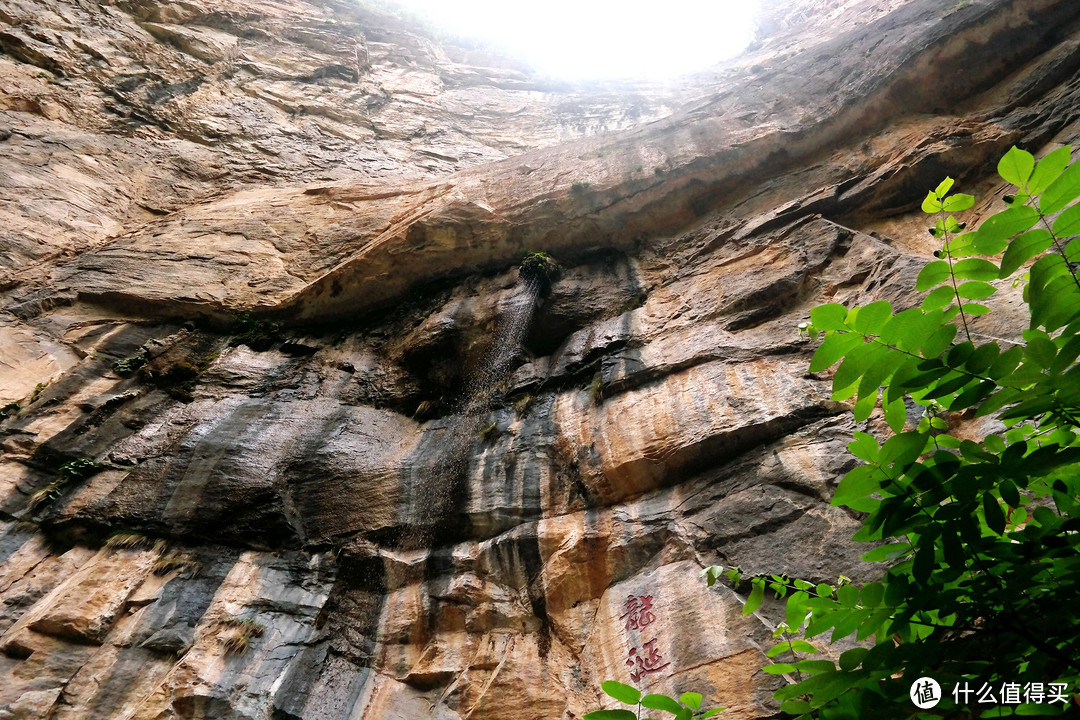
[388,0,760,82]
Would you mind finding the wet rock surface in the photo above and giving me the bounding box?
[2,0,1080,718]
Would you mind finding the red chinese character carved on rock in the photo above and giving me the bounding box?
[626,639,670,683]
[619,594,657,632]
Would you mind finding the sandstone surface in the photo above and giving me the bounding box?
[1,0,1080,718]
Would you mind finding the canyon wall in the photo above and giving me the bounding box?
[2,0,1080,718]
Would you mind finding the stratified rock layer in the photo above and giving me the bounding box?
[2,0,1080,718]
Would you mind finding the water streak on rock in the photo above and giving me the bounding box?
[402,275,542,547]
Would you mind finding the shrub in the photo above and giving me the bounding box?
[111,353,146,376]
[708,145,1080,717]
[519,251,560,285]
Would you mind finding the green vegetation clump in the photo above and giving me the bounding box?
[700,146,1080,717]
[229,313,283,352]
[584,681,723,720]
[28,457,103,512]
[59,458,102,482]
[518,251,560,286]
[571,180,591,194]
[512,393,534,414]
[588,374,605,405]
[142,352,219,402]
[479,421,499,442]
[111,353,146,376]
[588,143,1080,718]
[29,382,48,404]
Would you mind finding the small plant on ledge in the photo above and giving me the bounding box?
[28,457,103,512]
[111,353,147,376]
[584,681,723,720]
[518,251,561,287]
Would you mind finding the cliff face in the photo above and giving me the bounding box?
[2,1,1080,718]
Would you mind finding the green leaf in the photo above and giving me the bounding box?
[956,280,996,299]
[883,395,906,433]
[810,304,850,331]
[809,332,861,372]
[1029,146,1071,195]
[860,582,884,608]
[678,693,702,711]
[861,542,910,562]
[796,659,836,675]
[913,542,935,584]
[786,591,809,629]
[953,258,1000,281]
[833,465,882,508]
[920,285,955,312]
[960,302,991,315]
[988,346,1023,379]
[780,700,812,715]
[916,261,951,291]
[1025,336,1057,368]
[1000,229,1053,277]
[943,193,975,212]
[763,662,797,674]
[975,206,1040,246]
[965,343,1001,374]
[641,695,682,714]
[921,190,943,213]
[700,710,724,718]
[1041,157,1080,213]
[848,432,879,462]
[836,584,859,607]
[838,647,869,671]
[766,642,790,658]
[1052,202,1080,237]
[999,146,1035,186]
[743,579,764,615]
[934,177,955,197]
[984,492,1007,534]
[601,681,641,706]
[584,711,638,720]
[852,300,892,335]
[999,479,1021,507]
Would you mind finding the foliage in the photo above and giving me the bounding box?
[59,457,103,482]
[583,681,724,720]
[589,373,605,405]
[29,381,48,404]
[229,313,283,352]
[111,353,146,376]
[519,251,560,285]
[0,402,20,419]
[142,352,219,401]
[571,180,592,194]
[479,421,499,441]
[708,145,1080,717]
[512,392,535,414]
[29,457,103,512]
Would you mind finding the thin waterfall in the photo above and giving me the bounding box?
[401,274,543,548]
